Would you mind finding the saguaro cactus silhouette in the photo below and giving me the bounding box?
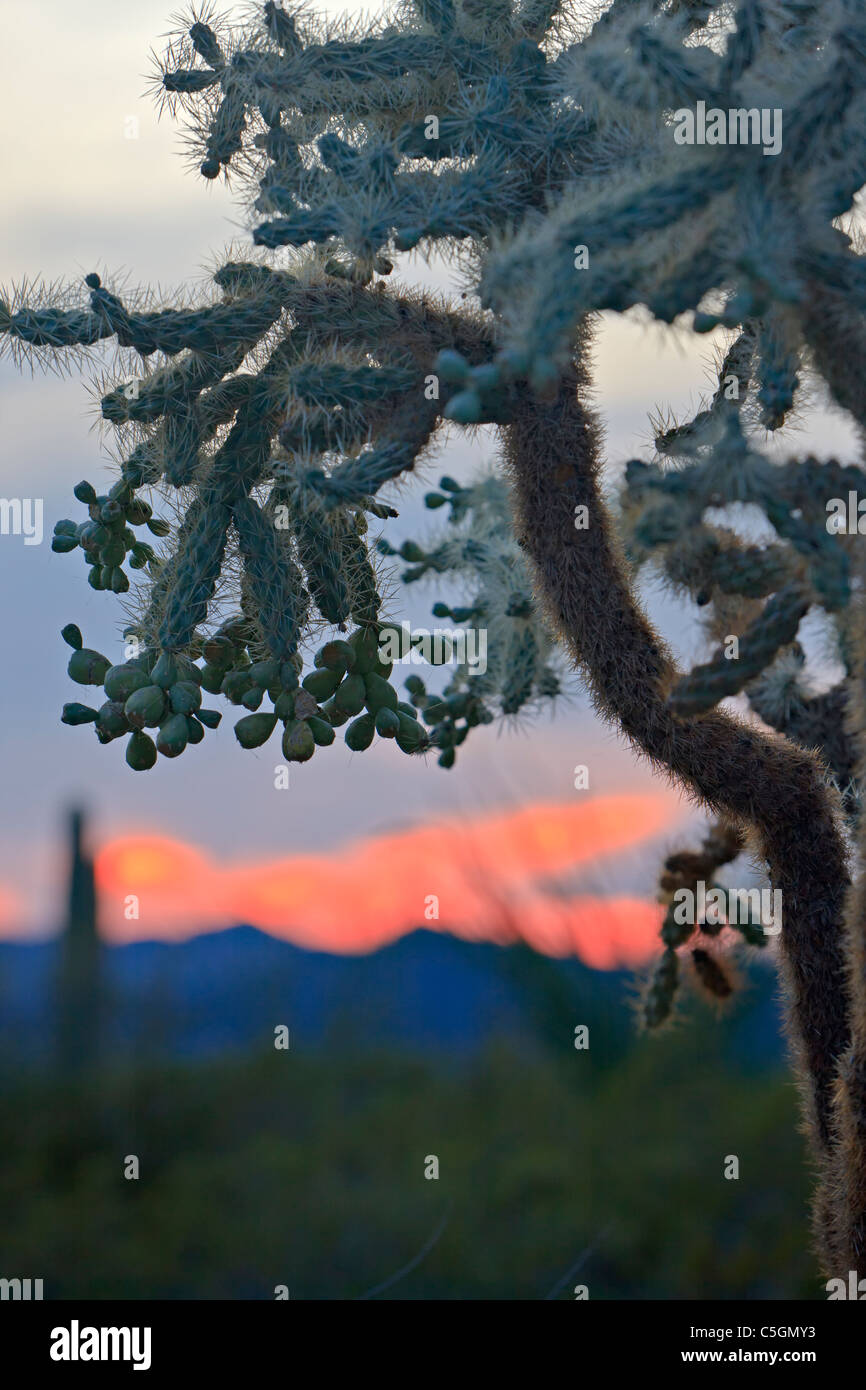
[56,809,102,1073]
[4,0,866,1279]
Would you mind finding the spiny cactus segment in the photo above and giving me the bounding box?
[642,820,765,1030]
[618,311,865,827]
[25,238,559,774]
[620,335,862,813]
[379,471,564,767]
[138,0,866,408]
[28,256,513,773]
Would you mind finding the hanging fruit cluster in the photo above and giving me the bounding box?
[52,478,169,593]
[60,619,429,771]
[401,675,494,770]
[376,472,565,767]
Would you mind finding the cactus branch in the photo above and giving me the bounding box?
[504,330,851,1271]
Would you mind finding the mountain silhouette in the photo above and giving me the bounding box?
[0,926,786,1069]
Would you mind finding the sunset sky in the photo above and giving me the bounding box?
[0,0,860,953]
[92,793,682,966]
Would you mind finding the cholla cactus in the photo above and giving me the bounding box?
[4,0,866,1280]
[23,261,500,768]
[378,471,565,765]
[641,818,759,1028]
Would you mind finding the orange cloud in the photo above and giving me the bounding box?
[95,794,677,966]
[0,883,23,935]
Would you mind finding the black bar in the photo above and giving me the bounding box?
[1,1299,861,1375]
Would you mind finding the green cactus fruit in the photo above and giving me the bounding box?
[234,711,278,748]
[184,715,204,744]
[73,480,98,504]
[108,566,130,593]
[157,713,189,758]
[67,648,111,685]
[217,618,251,645]
[321,697,349,727]
[97,700,131,739]
[375,706,401,738]
[126,730,157,771]
[349,628,380,674]
[399,541,426,562]
[61,624,83,650]
[146,517,171,537]
[470,364,500,393]
[397,701,417,718]
[203,636,235,669]
[51,534,78,553]
[274,691,296,721]
[221,670,251,703]
[103,664,150,702]
[363,672,398,713]
[317,639,355,672]
[302,668,342,702]
[281,718,316,762]
[396,712,427,753]
[195,708,222,729]
[345,712,375,751]
[173,654,203,685]
[99,537,126,566]
[61,702,98,726]
[248,659,281,689]
[438,748,456,769]
[241,687,263,710]
[151,653,179,688]
[335,672,366,716]
[126,498,152,525]
[279,658,302,689]
[307,716,336,747]
[445,389,483,424]
[436,350,470,384]
[169,681,202,714]
[199,663,225,694]
[124,684,167,729]
[87,565,105,590]
[78,520,109,551]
